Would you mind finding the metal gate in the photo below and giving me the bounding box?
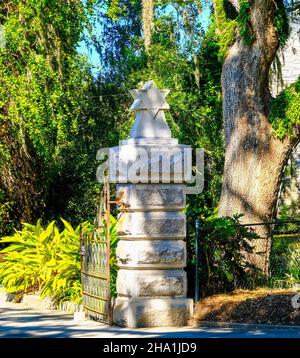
[80,176,112,324]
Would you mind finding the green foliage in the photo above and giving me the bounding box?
[0,216,119,304]
[213,0,291,57]
[197,214,264,296]
[214,0,255,52]
[106,0,131,21]
[269,77,300,138]
[0,0,225,235]
[270,234,300,288]
[277,156,300,223]
[0,219,92,304]
[274,0,290,48]
[213,0,237,59]
[0,0,96,228]
[237,0,255,45]
[40,219,92,305]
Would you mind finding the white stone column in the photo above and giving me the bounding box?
[111,81,193,327]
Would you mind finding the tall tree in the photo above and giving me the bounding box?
[213,0,300,273]
[0,0,94,228]
[142,0,153,49]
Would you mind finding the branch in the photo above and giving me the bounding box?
[228,0,240,11]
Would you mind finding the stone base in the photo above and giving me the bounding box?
[117,269,187,297]
[117,240,186,269]
[118,211,186,238]
[113,297,193,328]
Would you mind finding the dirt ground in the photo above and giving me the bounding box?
[194,288,300,326]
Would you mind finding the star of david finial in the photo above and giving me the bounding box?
[129,80,172,139]
[130,80,170,112]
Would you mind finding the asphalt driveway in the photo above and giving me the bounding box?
[0,301,299,338]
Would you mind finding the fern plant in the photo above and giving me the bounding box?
[0,220,56,298]
[40,220,92,305]
[0,219,92,304]
[0,217,119,305]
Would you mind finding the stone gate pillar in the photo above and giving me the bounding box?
[111,80,193,327]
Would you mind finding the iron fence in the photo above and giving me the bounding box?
[194,219,300,301]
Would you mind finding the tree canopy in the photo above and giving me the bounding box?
[0,0,299,239]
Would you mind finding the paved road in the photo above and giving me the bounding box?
[0,301,299,338]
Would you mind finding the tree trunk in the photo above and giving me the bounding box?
[142,0,153,50]
[217,0,299,274]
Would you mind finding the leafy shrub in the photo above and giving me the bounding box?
[269,234,300,288]
[0,219,92,304]
[0,217,119,305]
[0,220,59,297]
[198,214,264,297]
[40,219,93,305]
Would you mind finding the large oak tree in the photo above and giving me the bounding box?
[213,0,300,273]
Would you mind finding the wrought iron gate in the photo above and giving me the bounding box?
[80,176,112,324]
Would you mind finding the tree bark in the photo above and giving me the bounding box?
[142,0,153,50]
[217,0,300,274]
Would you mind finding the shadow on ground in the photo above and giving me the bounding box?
[1,300,300,338]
